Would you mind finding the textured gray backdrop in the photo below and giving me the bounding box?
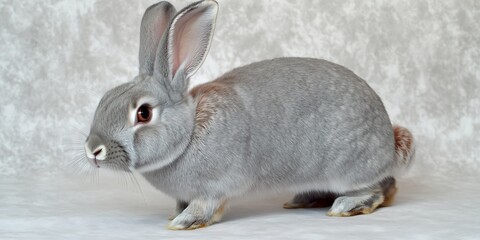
[0,0,478,176]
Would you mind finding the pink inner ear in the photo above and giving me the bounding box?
[171,23,185,76]
[170,8,208,78]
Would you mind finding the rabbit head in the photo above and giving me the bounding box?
[84,0,218,172]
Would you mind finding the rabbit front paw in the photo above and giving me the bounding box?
[167,198,227,230]
[168,200,189,220]
[168,212,208,230]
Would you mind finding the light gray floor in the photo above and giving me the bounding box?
[1,172,479,240]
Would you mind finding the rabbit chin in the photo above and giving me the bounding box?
[87,158,100,168]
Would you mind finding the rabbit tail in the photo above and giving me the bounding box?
[392,125,415,175]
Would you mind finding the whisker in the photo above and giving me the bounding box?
[129,171,147,204]
[63,125,89,138]
[67,155,88,169]
[110,162,128,188]
[64,154,89,175]
[85,165,96,184]
[105,163,120,185]
[111,164,123,188]
[116,160,147,204]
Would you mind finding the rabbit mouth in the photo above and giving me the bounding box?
[87,157,100,168]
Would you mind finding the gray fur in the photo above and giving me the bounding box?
[84,0,413,230]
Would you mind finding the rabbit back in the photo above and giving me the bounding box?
[215,58,393,189]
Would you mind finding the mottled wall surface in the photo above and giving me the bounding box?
[0,0,478,176]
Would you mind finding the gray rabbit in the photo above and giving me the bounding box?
[83,0,415,230]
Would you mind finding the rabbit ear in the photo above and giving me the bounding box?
[155,0,218,95]
[139,1,177,76]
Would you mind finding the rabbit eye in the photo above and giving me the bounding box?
[136,104,152,123]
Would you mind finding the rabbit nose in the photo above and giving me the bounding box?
[93,146,106,160]
[85,135,107,161]
[85,144,107,161]
[93,148,103,156]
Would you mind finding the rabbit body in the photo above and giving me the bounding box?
[84,1,414,230]
[141,57,395,201]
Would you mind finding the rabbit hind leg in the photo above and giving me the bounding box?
[327,177,397,217]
